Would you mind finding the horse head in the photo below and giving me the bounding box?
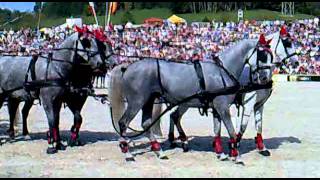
[269,25,299,67]
[92,28,116,73]
[248,34,274,85]
[70,25,106,72]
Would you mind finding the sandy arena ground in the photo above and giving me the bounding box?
[0,81,319,178]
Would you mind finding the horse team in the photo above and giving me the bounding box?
[0,25,299,165]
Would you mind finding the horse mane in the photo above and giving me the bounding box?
[57,32,79,49]
[218,38,257,57]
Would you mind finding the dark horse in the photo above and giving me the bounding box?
[0,28,113,154]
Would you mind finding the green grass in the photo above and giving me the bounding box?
[1,8,315,30]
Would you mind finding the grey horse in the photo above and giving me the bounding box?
[235,27,299,156]
[0,31,106,154]
[109,38,269,163]
[4,33,115,147]
[164,28,298,158]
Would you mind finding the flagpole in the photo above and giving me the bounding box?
[89,2,99,26]
[107,2,112,26]
[105,2,109,30]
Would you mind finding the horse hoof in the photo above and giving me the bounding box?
[259,149,271,156]
[69,139,84,147]
[159,155,169,160]
[235,158,245,166]
[169,142,177,149]
[232,156,245,166]
[217,153,229,161]
[7,131,15,138]
[23,135,31,140]
[125,157,135,162]
[47,147,58,154]
[56,142,67,151]
[182,143,189,152]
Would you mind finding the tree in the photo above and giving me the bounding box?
[33,2,42,13]
[120,11,135,24]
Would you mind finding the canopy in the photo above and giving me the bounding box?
[167,15,186,24]
[125,22,133,29]
[39,27,49,32]
[144,17,163,25]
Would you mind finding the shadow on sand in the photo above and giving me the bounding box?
[161,135,302,155]
[0,120,301,156]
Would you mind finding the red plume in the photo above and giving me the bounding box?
[280,25,287,36]
[94,29,108,42]
[74,26,84,34]
[258,34,267,45]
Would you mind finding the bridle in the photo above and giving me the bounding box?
[244,43,274,84]
[274,33,299,65]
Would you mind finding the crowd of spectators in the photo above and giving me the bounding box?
[0,17,319,75]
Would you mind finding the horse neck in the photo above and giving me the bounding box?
[267,32,280,54]
[220,39,257,79]
[52,33,78,64]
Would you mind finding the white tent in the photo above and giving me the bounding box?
[125,22,133,29]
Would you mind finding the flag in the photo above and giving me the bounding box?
[110,2,118,15]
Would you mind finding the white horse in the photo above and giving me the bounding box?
[235,25,299,156]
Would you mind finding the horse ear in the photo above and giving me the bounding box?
[280,25,287,36]
[267,38,272,45]
[259,34,267,45]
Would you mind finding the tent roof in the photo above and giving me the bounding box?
[144,17,163,24]
[167,15,186,24]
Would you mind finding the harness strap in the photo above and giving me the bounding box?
[156,59,166,95]
[193,60,210,116]
[193,60,206,91]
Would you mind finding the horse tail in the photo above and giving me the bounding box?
[109,63,128,133]
[109,63,163,136]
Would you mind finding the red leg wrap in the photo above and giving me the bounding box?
[255,133,265,150]
[236,133,242,143]
[150,141,161,151]
[213,136,223,154]
[52,128,58,142]
[71,132,78,141]
[229,138,239,157]
[119,141,129,153]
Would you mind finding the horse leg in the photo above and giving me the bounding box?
[102,76,105,88]
[7,98,20,138]
[95,76,98,88]
[254,106,270,156]
[214,96,243,165]
[21,99,33,138]
[41,94,66,154]
[212,113,228,161]
[141,96,167,159]
[118,102,144,162]
[237,92,256,143]
[170,106,189,152]
[67,95,86,147]
[100,76,104,88]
